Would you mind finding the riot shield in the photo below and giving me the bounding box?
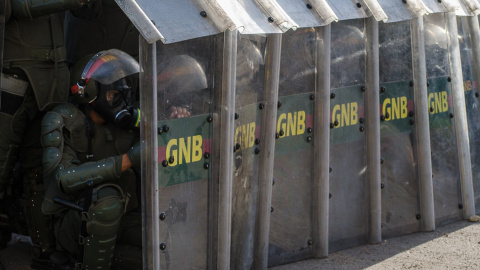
[379,20,420,238]
[458,17,480,214]
[230,34,266,269]
[155,35,219,269]
[267,28,315,266]
[328,19,368,252]
[424,14,462,226]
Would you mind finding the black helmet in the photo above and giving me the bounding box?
[70,49,141,129]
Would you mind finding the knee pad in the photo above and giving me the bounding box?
[81,184,127,269]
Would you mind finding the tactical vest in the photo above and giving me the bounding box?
[4,13,69,110]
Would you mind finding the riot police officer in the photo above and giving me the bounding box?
[0,0,94,267]
[41,49,142,269]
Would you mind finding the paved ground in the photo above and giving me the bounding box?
[1,220,479,269]
[271,220,480,270]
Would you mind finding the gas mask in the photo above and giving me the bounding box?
[94,78,140,130]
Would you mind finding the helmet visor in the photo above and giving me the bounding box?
[82,49,140,85]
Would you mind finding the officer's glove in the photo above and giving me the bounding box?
[127,142,141,171]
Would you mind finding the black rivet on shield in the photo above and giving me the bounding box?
[306,3,313,9]
[255,148,260,155]
[200,11,207,17]
[204,152,210,159]
[438,0,441,3]
[458,203,463,209]
[159,213,166,220]
[476,92,479,98]
[310,94,315,100]
[361,86,366,92]
[163,125,170,132]
[359,126,364,132]
[409,81,414,87]
[409,111,414,117]
[307,136,312,142]
[268,17,274,23]
[271,206,274,213]
[236,143,241,150]
[385,113,390,119]
[329,167,332,173]
[160,243,166,250]
[273,179,275,186]
[308,239,313,245]
[416,214,421,220]
[204,162,210,169]
[330,123,334,129]
[207,115,213,122]
[380,86,386,93]
[334,120,339,126]
[356,2,362,8]
[381,115,385,121]
[381,183,385,189]
[168,156,174,164]
[150,20,156,26]
[329,193,332,198]
[450,113,454,118]
[447,77,452,82]
[278,101,282,108]
[157,127,163,135]
[235,113,239,120]
[255,138,260,145]
[275,133,280,139]
[307,127,313,133]
[330,93,335,99]
[162,160,168,167]
[430,107,434,112]
[402,0,407,4]
[279,130,285,136]
[381,158,384,164]
[359,118,364,124]
[259,103,265,110]
[410,119,415,125]
[427,81,430,87]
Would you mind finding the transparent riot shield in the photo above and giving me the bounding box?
[155,35,220,269]
[379,20,420,238]
[458,17,480,213]
[230,34,266,269]
[268,28,315,266]
[424,14,462,226]
[328,19,368,252]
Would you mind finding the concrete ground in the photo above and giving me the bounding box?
[1,220,479,269]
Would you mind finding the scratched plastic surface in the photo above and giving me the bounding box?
[328,19,368,252]
[155,35,217,269]
[268,29,315,267]
[379,20,420,238]
[458,17,480,215]
[230,34,267,269]
[424,13,462,226]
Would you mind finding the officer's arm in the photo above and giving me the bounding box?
[10,0,97,19]
[55,143,125,194]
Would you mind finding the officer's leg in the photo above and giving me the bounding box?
[56,184,126,269]
[0,75,31,248]
[20,112,58,262]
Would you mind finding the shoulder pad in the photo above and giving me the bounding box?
[41,111,64,136]
[51,103,81,120]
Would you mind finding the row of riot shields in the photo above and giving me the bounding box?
[140,13,479,269]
